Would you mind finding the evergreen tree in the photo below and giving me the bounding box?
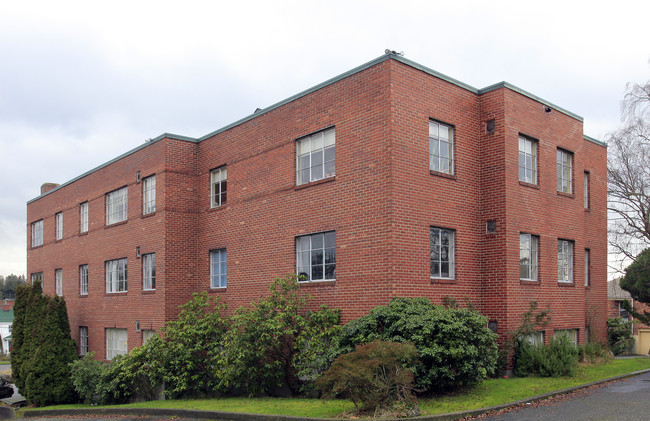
[10,281,78,405]
[11,283,30,391]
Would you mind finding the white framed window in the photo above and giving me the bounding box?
[556,149,573,193]
[518,136,537,184]
[79,326,88,356]
[520,234,539,281]
[80,264,88,295]
[618,301,630,321]
[584,249,590,287]
[210,167,227,208]
[296,127,336,185]
[106,328,128,360]
[584,172,590,209]
[554,328,578,345]
[31,220,43,247]
[429,120,454,174]
[106,258,127,293]
[524,331,544,346]
[55,212,63,240]
[31,272,43,284]
[142,330,155,344]
[55,268,63,296]
[143,175,156,214]
[106,186,128,225]
[210,249,227,288]
[430,227,455,279]
[296,231,336,282]
[80,202,89,233]
[558,239,574,283]
[142,253,156,291]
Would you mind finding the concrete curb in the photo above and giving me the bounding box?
[17,369,650,421]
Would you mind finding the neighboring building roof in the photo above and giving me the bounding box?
[0,309,13,324]
[608,279,632,300]
[27,52,606,204]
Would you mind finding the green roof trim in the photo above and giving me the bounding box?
[584,134,607,147]
[27,133,199,204]
[28,53,602,203]
[479,81,583,122]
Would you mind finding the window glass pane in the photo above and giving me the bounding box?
[296,231,335,282]
[311,132,323,150]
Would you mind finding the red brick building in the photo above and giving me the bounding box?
[26,53,607,360]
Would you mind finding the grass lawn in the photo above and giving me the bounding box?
[31,358,650,418]
[0,361,10,365]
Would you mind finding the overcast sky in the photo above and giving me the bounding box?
[1,0,648,278]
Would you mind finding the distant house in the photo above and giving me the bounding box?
[0,300,14,354]
[607,279,650,355]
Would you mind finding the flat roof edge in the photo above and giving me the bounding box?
[480,82,583,122]
[584,134,607,147]
[27,134,198,204]
[197,54,396,141]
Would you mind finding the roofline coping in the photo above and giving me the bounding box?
[26,133,198,204]
[584,134,607,147]
[28,53,599,203]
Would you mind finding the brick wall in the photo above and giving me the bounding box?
[26,55,608,358]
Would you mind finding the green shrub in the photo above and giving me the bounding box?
[69,353,109,405]
[154,292,228,398]
[579,342,611,364]
[514,335,579,377]
[220,276,340,396]
[607,317,634,356]
[317,339,419,415]
[332,297,498,393]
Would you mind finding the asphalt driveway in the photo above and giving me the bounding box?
[481,370,650,420]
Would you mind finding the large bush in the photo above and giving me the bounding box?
[220,276,340,395]
[70,292,227,403]
[317,340,419,415]
[607,317,634,355]
[514,335,579,377]
[332,297,498,392]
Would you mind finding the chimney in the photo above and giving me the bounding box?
[41,182,60,194]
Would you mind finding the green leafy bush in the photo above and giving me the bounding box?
[607,317,634,356]
[154,292,228,398]
[220,276,340,396]
[317,339,419,415]
[514,335,579,377]
[332,297,498,392]
[69,353,108,405]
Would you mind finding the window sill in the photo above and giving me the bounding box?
[429,170,456,180]
[431,277,457,284]
[298,280,336,287]
[79,231,88,236]
[208,204,227,213]
[556,191,574,199]
[295,176,336,190]
[141,212,156,219]
[105,220,128,229]
[519,181,540,189]
[79,294,88,298]
[105,292,128,296]
[584,208,591,213]
[520,279,540,286]
[30,245,43,250]
[558,281,575,287]
[142,289,156,294]
[208,287,227,293]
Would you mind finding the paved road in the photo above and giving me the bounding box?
[481,371,650,420]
